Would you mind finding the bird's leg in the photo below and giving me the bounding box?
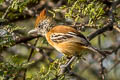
[59,56,76,75]
[61,56,76,68]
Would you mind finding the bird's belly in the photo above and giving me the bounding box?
[55,42,90,57]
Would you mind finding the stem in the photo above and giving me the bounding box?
[23,38,39,80]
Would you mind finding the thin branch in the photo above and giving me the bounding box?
[2,35,42,49]
[98,35,102,49]
[108,45,120,72]
[39,49,54,63]
[87,22,113,41]
[108,60,120,73]
[15,35,42,44]
[112,45,120,54]
[28,38,39,62]
[99,56,106,80]
[2,0,13,19]
[113,25,120,32]
[98,34,106,80]
[25,42,54,62]
[23,38,39,80]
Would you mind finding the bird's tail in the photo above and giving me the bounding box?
[88,46,112,56]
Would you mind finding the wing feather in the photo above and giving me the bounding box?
[50,32,90,46]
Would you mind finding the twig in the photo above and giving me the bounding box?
[28,38,39,62]
[2,35,42,49]
[99,57,106,80]
[107,45,120,72]
[108,60,120,73]
[113,25,120,32]
[112,45,120,54]
[71,24,99,29]
[39,49,54,62]
[23,38,39,80]
[98,35,102,49]
[25,43,54,62]
[98,33,106,80]
[15,35,42,44]
[56,0,64,7]
[87,22,113,41]
[2,0,13,19]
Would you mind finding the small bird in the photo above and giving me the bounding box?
[28,9,107,58]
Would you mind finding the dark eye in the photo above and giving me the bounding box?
[38,25,41,28]
[38,23,41,28]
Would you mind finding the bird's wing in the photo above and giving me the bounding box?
[50,32,90,46]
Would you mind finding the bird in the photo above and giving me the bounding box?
[28,8,108,58]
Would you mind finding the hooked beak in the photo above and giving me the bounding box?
[28,28,38,35]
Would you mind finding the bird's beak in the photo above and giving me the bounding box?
[28,28,38,35]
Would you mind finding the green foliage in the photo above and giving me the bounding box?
[0,55,34,79]
[29,56,72,80]
[0,23,24,49]
[65,0,105,25]
[11,0,39,13]
[0,0,39,19]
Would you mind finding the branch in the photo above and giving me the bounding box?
[113,24,120,32]
[2,0,14,19]
[108,60,120,73]
[2,35,41,49]
[87,0,120,41]
[25,42,54,62]
[99,56,106,80]
[87,20,113,41]
[23,38,39,80]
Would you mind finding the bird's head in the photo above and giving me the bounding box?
[28,9,54,36]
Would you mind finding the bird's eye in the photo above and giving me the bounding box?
[38,25,40,28]
[38,23,41,28]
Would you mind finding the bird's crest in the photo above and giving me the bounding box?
[35,8,47,28]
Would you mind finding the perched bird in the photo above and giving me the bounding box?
[28,9,107,58]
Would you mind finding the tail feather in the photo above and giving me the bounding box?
[88,46,112,56]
